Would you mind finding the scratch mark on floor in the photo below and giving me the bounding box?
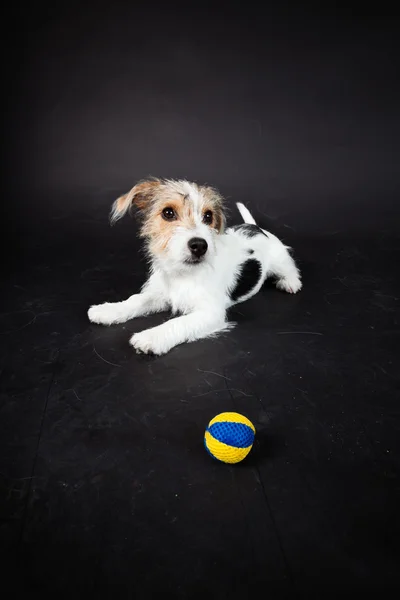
[93,346,121,367]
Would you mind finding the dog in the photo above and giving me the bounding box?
[88,178,302,355]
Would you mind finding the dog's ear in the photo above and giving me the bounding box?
[110,180,160,224]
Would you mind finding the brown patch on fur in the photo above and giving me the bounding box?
[199,186,225,233]
[145,218,179,256]
[131,180,160,210]
[213,208,224,233]
[142,194,198,256]
[116,194,128,213]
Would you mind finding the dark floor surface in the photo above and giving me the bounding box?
[1,210,399,598]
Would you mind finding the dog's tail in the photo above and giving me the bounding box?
[236,202,257,225]
[236,201,289,248]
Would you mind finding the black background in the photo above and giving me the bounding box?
[2,3,400,597]
[4,5,400,232]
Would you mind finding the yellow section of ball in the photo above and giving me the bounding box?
[204,430,253,464]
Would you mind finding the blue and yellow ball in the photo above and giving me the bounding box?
[204,412,256,464]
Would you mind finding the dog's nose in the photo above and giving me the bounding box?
[188,237,208,258]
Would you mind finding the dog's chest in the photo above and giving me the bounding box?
[167,280,202,313]
[165,269,226,314]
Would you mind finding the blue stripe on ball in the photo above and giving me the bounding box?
[207,422,254,448]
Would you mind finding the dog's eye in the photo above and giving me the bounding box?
[162,207,176,221]
[203,210,213,224]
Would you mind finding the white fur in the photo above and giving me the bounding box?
[236,202,257,224]
[88,194,302,355]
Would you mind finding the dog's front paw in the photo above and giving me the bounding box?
[129,330,168,356]
[276,276,302,294]
[88,303,120,325]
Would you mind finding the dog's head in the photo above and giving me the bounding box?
[110,178,226,270]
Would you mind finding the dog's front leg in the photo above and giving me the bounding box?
[130,310,230,355]
[88,275,167,325]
